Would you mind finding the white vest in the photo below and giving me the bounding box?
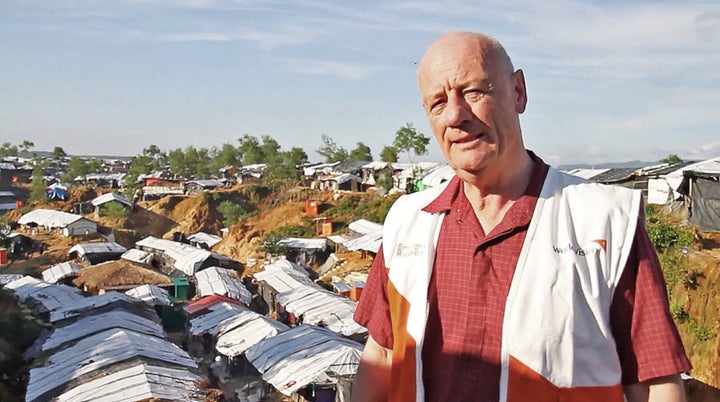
[381,168,640,402]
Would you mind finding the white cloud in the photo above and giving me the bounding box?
[285,58,375,80]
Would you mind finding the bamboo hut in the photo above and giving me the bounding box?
[73,259,173,295]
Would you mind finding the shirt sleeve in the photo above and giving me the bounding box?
[354,246,394,348]
[610,209,692,384]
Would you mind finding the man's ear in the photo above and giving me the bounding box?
[513,69,527,114]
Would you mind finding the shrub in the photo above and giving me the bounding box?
[260,232,288,255]
[217,200,255,227]
[98,201,130,218]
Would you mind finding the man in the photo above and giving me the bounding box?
[352,32,690,402]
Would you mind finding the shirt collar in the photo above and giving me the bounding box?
[422,151,549,215]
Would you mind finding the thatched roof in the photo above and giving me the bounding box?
[73,259,173,290]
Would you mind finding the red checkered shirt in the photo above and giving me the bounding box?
[354,154,691,401]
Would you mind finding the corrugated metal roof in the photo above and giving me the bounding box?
[275,286,366,337]
[183,294,245,315]
[195,266,251,305]
[18,208,91,228]
[25,328,197,402]
[332,282,351,293]
[27,309,165,358]
[216,313,289,358]
[68,242,127,257]
[188,301,247,335]
[55,363,205,402]
[49,291,145,323]
[589,168,637,183]
[3,276,85,313]
[91,192,133,207]
[42,262,82,284]
[246,325,363,396]
[125,284,172,306]
[562,168,610,180]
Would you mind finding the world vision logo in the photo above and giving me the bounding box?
[552,239,607,256]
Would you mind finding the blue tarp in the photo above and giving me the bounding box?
[46,187,69,200]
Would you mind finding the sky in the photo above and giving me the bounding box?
[1,0,719,167]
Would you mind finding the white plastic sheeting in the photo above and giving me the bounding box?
[136,236,237,275]
[68,241,127,257]
[3,276,85,313]
[120,248,155,264]
[420,164,456,187]
[27,310,165,358]
[187,232,222,248]
[253,259,316,294]
[275,286,366,337]
[562,168,610,180]
[25,328,197,402]
[347,219,383,235]
[245,325,363,396]
[188,301,247,336]
[49,291,146,323]
[17,208,97,236]
[0,274,25,286]
[215,311,289,358]
[55,363,205,402]
[41,261,81,284]
[125,284,172,306]
[343,230,382,253]
[195,266,252,305]
[278,237,328,250]
[91,192,133,207]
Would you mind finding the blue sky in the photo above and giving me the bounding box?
[1,0,719,166]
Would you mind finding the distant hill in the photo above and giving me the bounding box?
[557,160,657,170]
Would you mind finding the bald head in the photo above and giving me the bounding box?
[418,32,514,94]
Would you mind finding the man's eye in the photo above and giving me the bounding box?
[464,90,485,101]
[429,100,445,114]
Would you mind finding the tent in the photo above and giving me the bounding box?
[676,158,720,232]
[46,187,68,200]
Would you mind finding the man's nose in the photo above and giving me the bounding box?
[442,93,472,127]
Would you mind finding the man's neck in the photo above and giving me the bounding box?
[460,152,534,234]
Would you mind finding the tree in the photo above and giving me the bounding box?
[213,143,241,169]
[68,156,90,178]
[29,159,47,203]
[0,142,18,157]
[348,142,373,162]
[238,134,264,165]
[19,140,35,155]
[380,145,399,163]
[662,154,682,164]
[317,134,348,163]
[52,146,67,159]
[393,123,430,166]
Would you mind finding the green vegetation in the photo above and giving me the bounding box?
[217,200,257,227]
[98,201,130,218]
[260,232,289,255]
[0,290,42,378]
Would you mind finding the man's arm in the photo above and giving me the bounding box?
[624,374,687,402]
[351,335,393,402]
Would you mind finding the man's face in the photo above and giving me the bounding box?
[418,38,527,177]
